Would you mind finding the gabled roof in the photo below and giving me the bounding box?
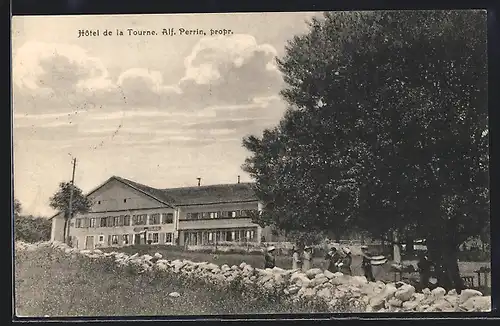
[117,176,258,206]
[50,175,258,219]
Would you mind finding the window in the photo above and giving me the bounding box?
[191,212,200,220]
[106,216,114,227]
[149,213,161,225]
[124,199,127,203]
[113,216,120,226]
[165,233,173,244]
[124,215,131,226]
[89,218,96,228]
[226,231,233,241]
[148,232,159,244]
[100,217,107,227]
[133,214,146,225]
[98,235,105,242]
[98,201,101,204]
[209,212,218,219]
[202,212,209,219]
[75,219,82,228]
[162,213,173,224]
[111,235,119,245]
[230,211,237,218]
[123,234,130,245]
[208,232,213,242]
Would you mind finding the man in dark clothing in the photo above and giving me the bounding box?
[417,253,433,289]
[264,246,276,268]
[361,246,375,282]
[325,247,342,272]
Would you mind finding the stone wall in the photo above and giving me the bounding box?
[15,241,491,313]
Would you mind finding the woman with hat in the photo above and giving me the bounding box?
[302,246,312,271]
[292,246,302,270]
[361,245,375,281]
[337,247,353,275]
[264,246,276,269]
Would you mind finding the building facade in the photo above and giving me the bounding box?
[50,176,273,250]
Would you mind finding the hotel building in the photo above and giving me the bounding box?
[50,176,275,250]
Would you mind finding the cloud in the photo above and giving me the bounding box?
[13,34,284,114]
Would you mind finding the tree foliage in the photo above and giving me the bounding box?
[49,182,92,243]
[242,11,488,290]
[14,198,22,217]
[15,215,52,243]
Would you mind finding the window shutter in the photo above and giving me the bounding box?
[119,215,124,226]
[107,235,112,246]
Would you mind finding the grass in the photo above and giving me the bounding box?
[14,246,362,317]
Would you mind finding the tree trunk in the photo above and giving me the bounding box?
[63,217,69,244]
[406,234,415,255]
[426,236,464,293]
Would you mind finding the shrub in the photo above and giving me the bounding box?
[14,215,51,243]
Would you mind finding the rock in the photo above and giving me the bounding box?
[302,288,317,299]
[460,296,491,312]
[333,272,343,277]
[432,299,454,311]
[317,288,333,300]
[394,284,415,302]
[447,289,457,296]
[154,252,162,259]
[263,281,275,291]
[142,254,153,261]
[305,268,322,279]
[387,298,403,307]
[310,276,329,287]
[315,273,325,279]
[414,292,425,301]
[351,276,369,287]
[239,262,247,269]
[459,289,483,304]
[323,270,335,279]
[168,292,180,298]
[272,266,285,273]
[329,275,349,285]
[295,276,311,288]
[369,296,385,310]
[402,300,419,311]
[287,285,300,294]
[274,273,284,284]
[431,287,446,299]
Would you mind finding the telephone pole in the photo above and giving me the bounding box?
[66,158,77,244]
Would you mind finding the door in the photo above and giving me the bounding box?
[134,233,141,245]
[85,235,95,250]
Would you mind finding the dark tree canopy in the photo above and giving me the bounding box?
[49,182,92,219]
[243,11,488,290]
[49,181,92,244]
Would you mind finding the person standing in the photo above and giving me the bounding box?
[292,246,302,270]
[302,246,312,271]
[417,252,433,290]
[336,247,353,275]
[361,245,375,281]
[325,247,342,273]
[264,246,276,269]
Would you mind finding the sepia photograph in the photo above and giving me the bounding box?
[12,10,490,317]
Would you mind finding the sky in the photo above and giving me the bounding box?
[12,12,322,216]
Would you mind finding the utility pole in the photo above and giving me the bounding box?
[66,158,76,245]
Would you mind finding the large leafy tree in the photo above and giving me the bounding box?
[243,11,488,291]
[49,182,93,244]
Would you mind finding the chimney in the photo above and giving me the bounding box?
[237,175,240,184]
[197,177,201,186]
